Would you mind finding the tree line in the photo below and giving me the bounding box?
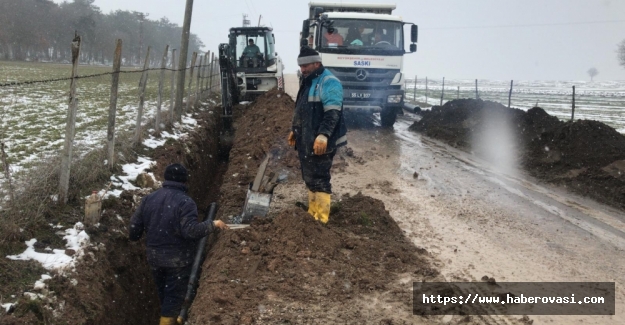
[0,0,204,66]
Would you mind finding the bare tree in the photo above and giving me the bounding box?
[618,39,625,69]
[587,67,598,81]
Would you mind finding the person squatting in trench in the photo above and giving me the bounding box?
[288,46,347,223]
[129,163,229,325]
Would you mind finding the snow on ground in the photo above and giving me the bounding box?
[2,113,201,312]
[6,222,90,271]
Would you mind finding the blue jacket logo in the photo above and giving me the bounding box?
[354,60,371,67]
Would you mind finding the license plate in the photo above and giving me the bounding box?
[350,92,371,98]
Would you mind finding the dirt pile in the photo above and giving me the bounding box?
[189,193,437,324]
[218,89,300,220]
[410,99,625,209]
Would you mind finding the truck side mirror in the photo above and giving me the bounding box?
[273,34,276,43]
[410,43,417,53]
[411,25,418,43]
[314,7,324,18]
[301,19,310,38]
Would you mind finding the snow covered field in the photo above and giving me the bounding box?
[406,78,625,134]
[0,61,203,186]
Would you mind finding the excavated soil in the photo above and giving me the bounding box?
[185,89,440,324]
[3,90,441,324]
[410,99,625,210]
[217,89,300,220]
[188,193,438,324]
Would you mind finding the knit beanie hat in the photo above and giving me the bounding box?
[298,46,322,65]
[164,163,188,183]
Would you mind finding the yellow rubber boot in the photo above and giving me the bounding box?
[307,190,318,219]
[315,192,331,224]
[159,316,176,325]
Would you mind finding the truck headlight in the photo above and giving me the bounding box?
[387,95,403,103]
[267,63,277,72]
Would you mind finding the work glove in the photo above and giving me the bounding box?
[213,220,229,230]
[288,131,296,147]
[313,134,328,155]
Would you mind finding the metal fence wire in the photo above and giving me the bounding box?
[404,77,625,134]
[0,47,221,198]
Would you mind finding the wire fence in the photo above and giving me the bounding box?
[404,77,625,134]
[0,41,222,204]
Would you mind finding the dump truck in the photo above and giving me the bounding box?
[300,2,418,127]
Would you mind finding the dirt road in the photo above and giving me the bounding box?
[283,74,625,324]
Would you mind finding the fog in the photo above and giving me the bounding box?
[52,0,625,81]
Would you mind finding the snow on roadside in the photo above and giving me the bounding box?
[2,113,202,315]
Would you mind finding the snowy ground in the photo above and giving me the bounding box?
[405,78,625,134]
[1,112,204,313]
[0,61,217,195]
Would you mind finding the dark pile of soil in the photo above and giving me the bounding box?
[410,99,625,209]
[218,89,300,220]
[188,193,437,324]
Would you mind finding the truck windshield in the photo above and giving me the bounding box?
[320,19,403,52]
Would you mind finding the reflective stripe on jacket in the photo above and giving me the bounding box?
[292,66,347,155]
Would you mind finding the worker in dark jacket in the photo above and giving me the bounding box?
[129,163,228,325]
[288,46,347,224]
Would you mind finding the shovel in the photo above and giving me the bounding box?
[234,153,280,224]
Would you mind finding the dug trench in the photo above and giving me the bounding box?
[2,89,443,324]
[1,97,228,325]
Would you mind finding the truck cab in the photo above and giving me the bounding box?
[302,3,417,127]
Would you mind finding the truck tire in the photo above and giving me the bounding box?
[380,108,397,128]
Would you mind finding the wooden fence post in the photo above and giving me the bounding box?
[413,75,417,102]
[475,79,479,99]
[508,80,514,108]
[200,51,209,95]
[195,54,203,106]
[156,45,169,134]
[209,52,215,92]
[133,46,151,146]
[571,85,576,121]
[1,142,14,203]
[59,34,81,204]
[440,77,445,106]
[217,56,222,92]
[107,39,122,170]
[169,49,177,124]
[425,77,428,105]
[185,52,198,114]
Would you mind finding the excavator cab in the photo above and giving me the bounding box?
[227,27,277,73]
[219,27,284,146]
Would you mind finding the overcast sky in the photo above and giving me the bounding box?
[55,0,625,81]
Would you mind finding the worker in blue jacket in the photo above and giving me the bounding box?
[288,46,347,223]
[129,163,228,325]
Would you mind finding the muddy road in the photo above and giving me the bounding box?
[283,75,625,324]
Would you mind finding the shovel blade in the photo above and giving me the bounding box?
[241,190,272,223]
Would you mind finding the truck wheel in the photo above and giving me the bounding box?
[380,109,396,128]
